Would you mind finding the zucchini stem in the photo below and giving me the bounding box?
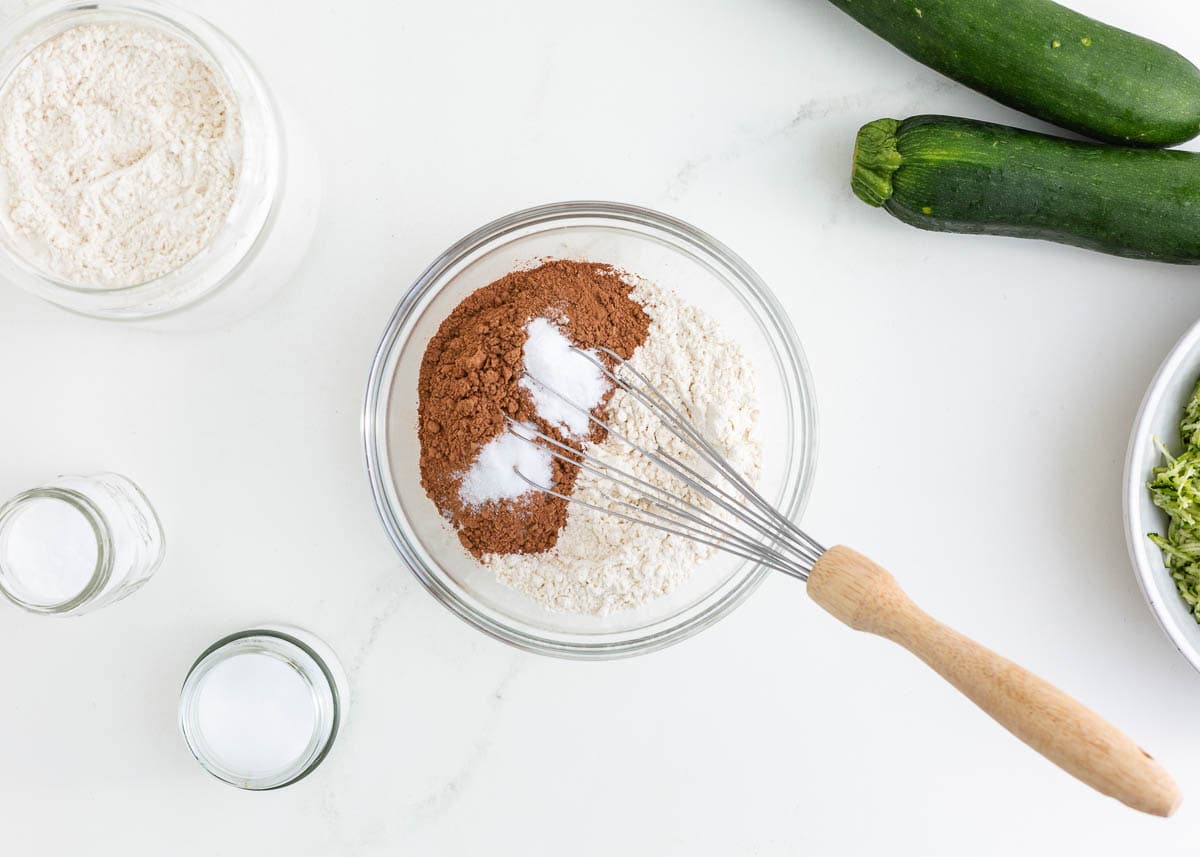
[852,118,903,206]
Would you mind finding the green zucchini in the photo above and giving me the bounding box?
[828,0,1200,147]
[852,115,1200,264]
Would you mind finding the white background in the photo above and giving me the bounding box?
[3,0,1200,853]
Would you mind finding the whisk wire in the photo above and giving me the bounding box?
[589,346,827,559]
[520,371,819,566]
[578,347,825,561]
[512,350,825,580]
[503,416,809,576]
[510,468,807,579]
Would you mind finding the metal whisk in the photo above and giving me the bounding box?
[502,346,1179,817]
[510,345,824,580]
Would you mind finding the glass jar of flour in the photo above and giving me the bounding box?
[0,473,165,616]
[0,0,320,325]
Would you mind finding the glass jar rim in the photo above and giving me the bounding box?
[178,628,344,790]
[0,487,112,614]
[0,0,285,319]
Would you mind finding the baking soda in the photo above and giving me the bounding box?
[459,319,612,506]
[519,318,610,437]
[0,497,98,606]
[459,423,553,506]
[194,652,317,775]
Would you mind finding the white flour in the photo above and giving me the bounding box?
[486,278,762,615]
[0,23,241,288]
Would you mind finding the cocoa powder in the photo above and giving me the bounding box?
[417,260,650,557]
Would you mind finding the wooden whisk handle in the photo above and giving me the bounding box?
[806,546,1182,817]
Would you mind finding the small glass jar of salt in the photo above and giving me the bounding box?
[179,627,349,790]
[0,473,165,615]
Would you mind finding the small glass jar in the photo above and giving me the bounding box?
[178,626,349,790]
[0,473,165,615]
[0,0,320,324]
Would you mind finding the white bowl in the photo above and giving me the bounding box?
[1124,316,1200,674]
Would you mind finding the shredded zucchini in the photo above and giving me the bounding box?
[1148,377,1200,620]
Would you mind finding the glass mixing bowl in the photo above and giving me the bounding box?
[364,202,817,659]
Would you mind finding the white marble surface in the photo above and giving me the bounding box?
[3,0,1200,852]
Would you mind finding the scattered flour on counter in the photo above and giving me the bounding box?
[485,277,762,615]
[0,22,242,288]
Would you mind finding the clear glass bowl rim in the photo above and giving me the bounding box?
[363,200,819,659]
